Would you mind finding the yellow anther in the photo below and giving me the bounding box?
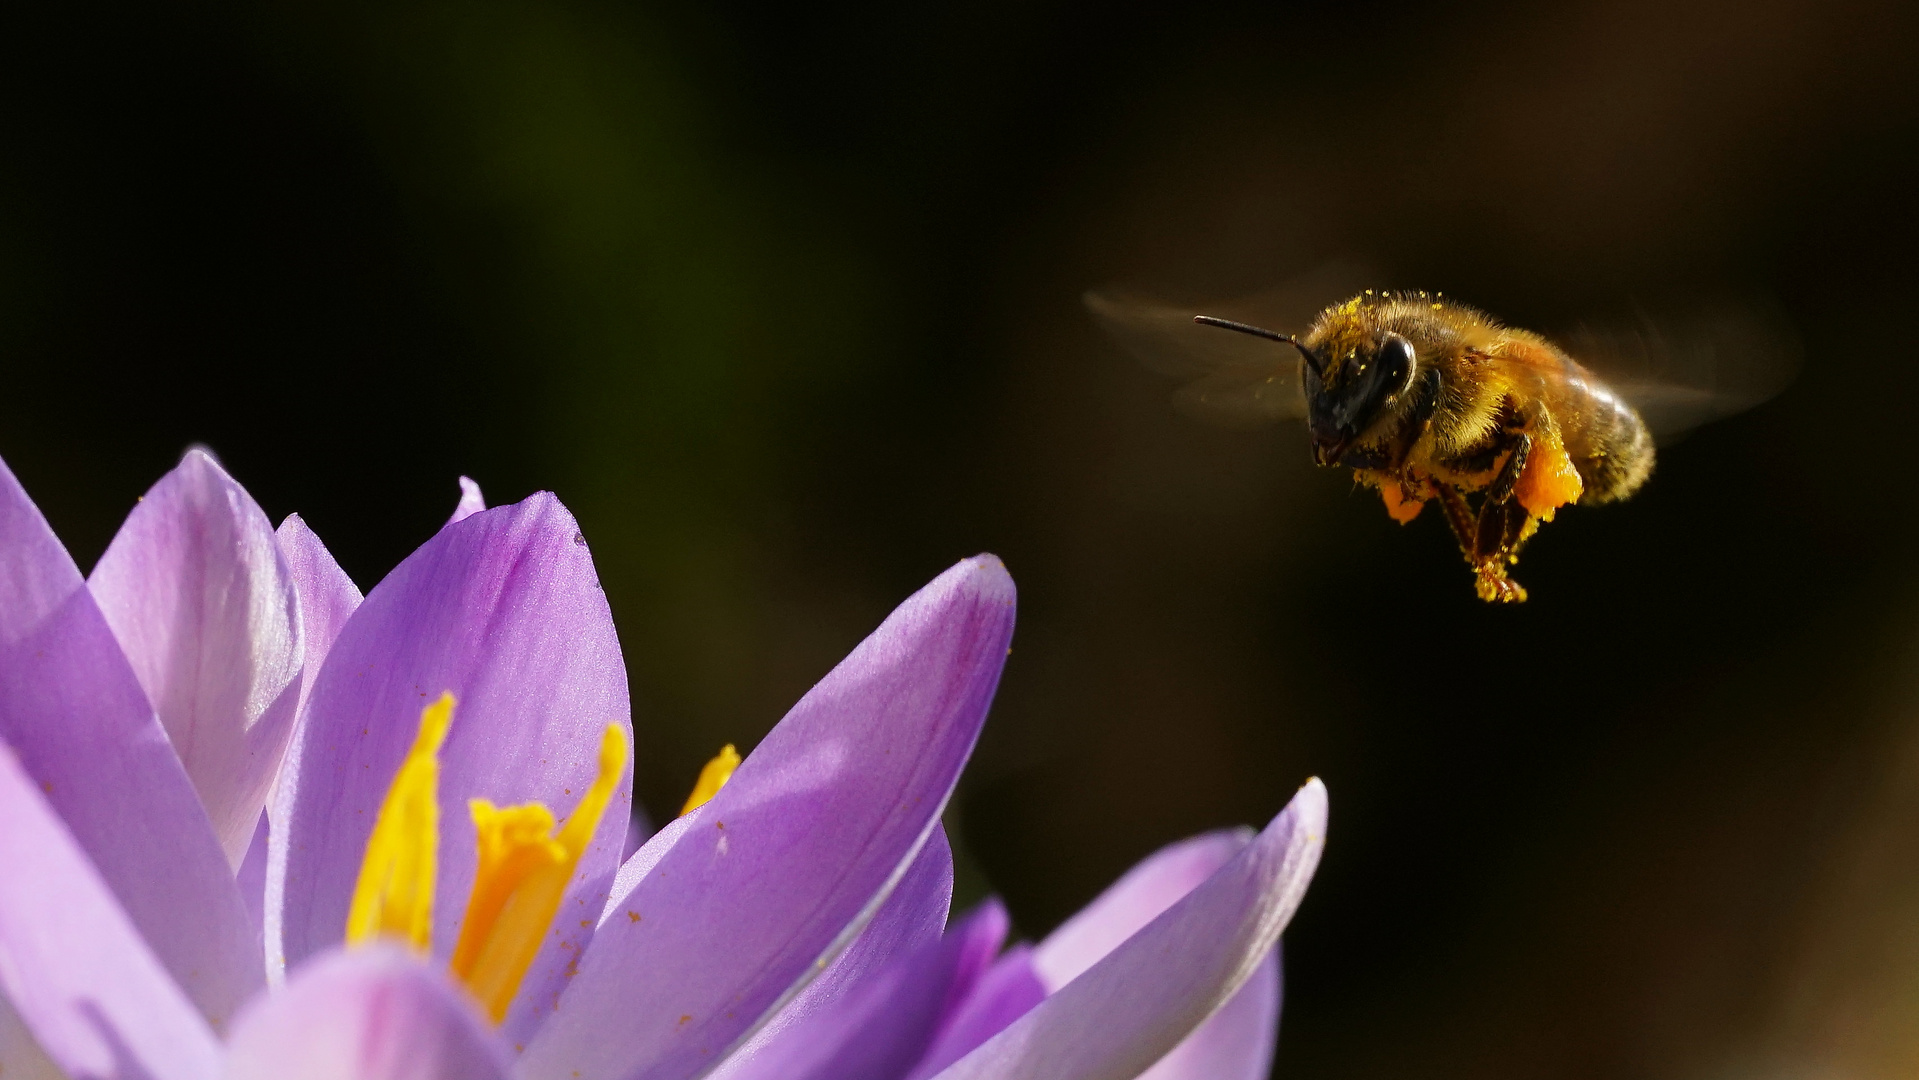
[450,724,627,1024]
[680,744,741,816]
[346,692,454,953]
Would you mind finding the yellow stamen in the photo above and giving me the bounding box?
[345,692,454,952]
[450,724,627,1024]
[680,744,740,816]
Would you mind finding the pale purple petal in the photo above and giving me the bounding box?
[447,477,486,526]
[913,820,1255,1079]
[1134,948,1280,1080]
[0,456,262,1027]
[600,807,702,913]
[88,449,305,866]
[1031,830,1283,1080]
[224,947,512,1080]
[523,555,1017,1080]
[792,823,955,1007]
[274,514,364,723]
[708,826,954,1080]
[907,938,1042,1080]
[622,803,653,862]
[929,779,1326,1080]
[238,811,270,943]
[715,890,1006,1080]
[0,743,221,1080]
[1032,828,1252,992]
[272,493,630,1045]
[264,514,364,985]
[931,899,1014,1042]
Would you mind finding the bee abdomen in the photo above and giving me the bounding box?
[1573,397,1654,504]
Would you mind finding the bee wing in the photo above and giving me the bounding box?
[1083,289,1290,377]
[1084,289,1305,426]
[1084,262,1374,427]
[1561,299,1802,442]
[1167,365,1308,428]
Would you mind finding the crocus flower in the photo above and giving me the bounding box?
[0,449,1327,1080]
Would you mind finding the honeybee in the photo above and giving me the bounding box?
[1088,285,1793,602]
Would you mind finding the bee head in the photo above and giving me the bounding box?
[1190,314,1418,464]
[1303,332,1417,465]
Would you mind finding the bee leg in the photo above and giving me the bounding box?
[1472,435,1533,559]
[1475,561,1529,603]
[1485,434,1532,506]
[1501,503,1541,558]
[1469,498,1533,602]
[1471,530,1528,600]
[1492,435,1544,563]
[1473,499,1507,561]
[1431,483,1478,563]
[1436,479,1529,602]
[1460,439,1534,603]
[1460,435,1533,602]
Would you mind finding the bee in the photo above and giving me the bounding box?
[1088,286,1793,602]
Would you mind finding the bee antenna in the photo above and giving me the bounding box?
[1194,315,1322,373]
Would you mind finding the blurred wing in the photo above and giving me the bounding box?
[1084,289,1289,380]
[1084,290,1304,426]
[1560,299,1801,443]
[1170,366,1307,428]
[1085,262,1374,427]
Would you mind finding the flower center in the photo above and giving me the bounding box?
[345,693,626,1024]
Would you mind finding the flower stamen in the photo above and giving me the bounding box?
[345,692,454,953]
[345,696,627,1024]
[680,744,740,815]
[450,723,627,1024]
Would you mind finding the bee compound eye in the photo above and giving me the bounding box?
[1378,334,1413,372]
[1376,334,1416,391]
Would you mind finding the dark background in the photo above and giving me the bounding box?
[5,0,1919,1076]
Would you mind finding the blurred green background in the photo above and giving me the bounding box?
[5,0,1919,1076]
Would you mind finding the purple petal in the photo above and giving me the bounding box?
[523,555,1017,1080]
[715,887,1007,1080]
[907,938,1042,1080]
[271,493,630,1045]
[274,514,364,723]
[264,514,364,985]
[913,828,1252,1079]
[709,826,954,1079]
[601,806,702,907]
[447,477,486,526]
[0,742,221,1080]
[790,823,955,1006]
[238,811,270,943]
[0,456,262,1027]
[621,803,654,862]
[929,779,1326,1080]
[929,899,1013,1042]
[224,947,512,1080]
[88,449,305,866]
[1032,828,1253,991]
[1134,948,1280,1080]
[914,815,1255,1079]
